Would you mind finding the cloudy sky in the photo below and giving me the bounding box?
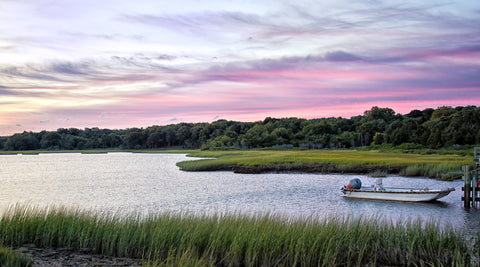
[1,0,479,135]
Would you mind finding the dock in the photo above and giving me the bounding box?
[461,147,480,208]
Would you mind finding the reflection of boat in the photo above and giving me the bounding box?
[341,178,455,202]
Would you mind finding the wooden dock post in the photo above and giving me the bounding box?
[474,147,480,208]
[463,165,471,208]
[473,168,478,208]
[463,148,480,208]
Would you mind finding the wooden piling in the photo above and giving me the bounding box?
[475,147,480,208]
[462,147,480,208]
[463,165,471,208]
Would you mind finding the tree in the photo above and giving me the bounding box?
[208,135,234,149]
[59,134,75,150]
[271,127,292,145]
[4,132,40,150]
[357,107,396,146]
[386,118,419,146]
[406,109,423,119]
[431,106,455,120]
[123,128,147,149]
[163,126,177,147]
[364,106,395,122]
[373,132,385,145]
[443,106,480,145]
[177,124,193,148]
[0,136,5,150]
[40,132,61,149]
[146,131,165,148]
[338,131,357,148]
[241,124,272,148]
[100,133,122,148]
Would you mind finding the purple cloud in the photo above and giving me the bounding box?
[1,0,479,135]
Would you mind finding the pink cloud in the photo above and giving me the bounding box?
[2,45,480,136]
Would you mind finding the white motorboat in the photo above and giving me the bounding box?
[341,178,455,202]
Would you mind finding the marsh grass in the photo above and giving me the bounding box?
[369,169,387,177]
[0,246,32,267]
[0,205,476,266]
[399,164,463,180]
[177,150,471,179]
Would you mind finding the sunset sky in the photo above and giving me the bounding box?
[1,0,479,136]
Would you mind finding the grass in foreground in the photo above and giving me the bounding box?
[177,150,472,179]
[0,205,477,266]
[0,246,32,267]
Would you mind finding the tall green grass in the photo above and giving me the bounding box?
[0,205,476,266]
[177,150,471,179]
[399,164,463,180]
[0,246,32,267]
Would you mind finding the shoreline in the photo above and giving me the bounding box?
[11,244,142,266]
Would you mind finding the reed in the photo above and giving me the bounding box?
[0,246,32,267]
[0,205,476,266]
[399,164,461,180]
[369,169,387,177]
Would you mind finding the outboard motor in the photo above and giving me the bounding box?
[347,178,362,189]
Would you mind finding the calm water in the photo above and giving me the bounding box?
[1,153,479,231]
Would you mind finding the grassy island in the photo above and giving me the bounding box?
[177,149,472,180]
[0,206,478,266]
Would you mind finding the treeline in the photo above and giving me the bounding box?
[1,106,479,151]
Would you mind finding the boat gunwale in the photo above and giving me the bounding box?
[342,187,455,194]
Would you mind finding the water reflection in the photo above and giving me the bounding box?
[0,153,478,233]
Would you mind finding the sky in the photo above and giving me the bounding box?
[1,0,479,136]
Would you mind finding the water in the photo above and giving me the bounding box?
[1,152,479,232]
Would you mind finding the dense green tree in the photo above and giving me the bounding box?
[241,124,269,148]
[40,132,61,150]
[123,128,147,149]
[406,109,423,119]
[59,134,75,150]
[364,106,395,122]
[338,131,357,148]
[271,127,292,145]
[387,119,418,146]
[146,130,165,149]
[0,136,7,149]
[177,124,193,148]
[431,106,456,120]
[100,133,122,148]
[4,132,40,150]
[373,132,386,145]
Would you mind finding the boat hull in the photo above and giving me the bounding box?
[342,187,455,202]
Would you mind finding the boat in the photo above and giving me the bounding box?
[341,178,455,202]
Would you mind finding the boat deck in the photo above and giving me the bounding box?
[341,187,455,202]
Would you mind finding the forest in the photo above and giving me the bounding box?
[1,106,479,151]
